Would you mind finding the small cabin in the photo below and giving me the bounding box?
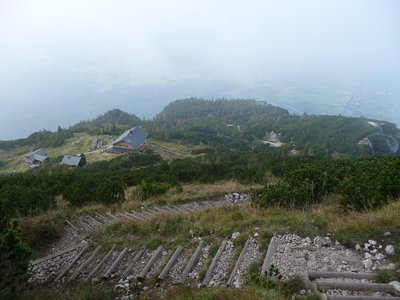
[105,127,148,154]
[61,155,86,167]
[24,148,49,166]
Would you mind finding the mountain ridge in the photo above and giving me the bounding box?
[1,98,399,158]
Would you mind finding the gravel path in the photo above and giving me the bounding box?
[270,234,367,280]
[169,248,190,283]
[231,237,260,288]
[188,244,211,281]
[208,241,235,287]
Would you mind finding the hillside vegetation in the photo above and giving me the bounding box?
[1,99,400,173]
[1,99,400,299]
[149,98,400,156]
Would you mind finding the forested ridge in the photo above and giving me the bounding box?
[2,98,399,156]
[148,98,400,156]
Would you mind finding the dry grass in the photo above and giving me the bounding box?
[94,196,400,265]
[329,201,400,242]
[148,139,195,160]
[16,203,114,256]
[122,180,263,211]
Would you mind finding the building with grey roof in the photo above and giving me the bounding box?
[105,127,148,153]
[61,155,86,167]
[24,148,49,165]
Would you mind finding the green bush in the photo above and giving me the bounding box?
[252,156,400,211]
[131,181,170,201]
[280,275,306,297]
[0,229,32,298]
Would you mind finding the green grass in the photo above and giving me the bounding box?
[0,133,115,173]
[17,282,117,300]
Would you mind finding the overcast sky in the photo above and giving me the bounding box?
[0,0,399,139]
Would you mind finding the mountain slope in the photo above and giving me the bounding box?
[150,98,400,156]
[70,109,142,134]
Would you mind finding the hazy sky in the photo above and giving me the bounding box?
[0,0,399,139]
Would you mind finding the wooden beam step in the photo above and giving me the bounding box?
[179,241,203,284]
[181,204,193,211]
[138,210,152,217]
[74,218,91,231]
[158,246,184,281]
[227,238,250,287]
[137,246,163,281]
[84,215,103,227]
[69,245,102,281]
[152,207,165,214]
[121,247,146,279]
[326,296,400,300]
[125,212,140,220]
[309,271,376,281]
[32,243,83,266]
[65,220,80,233]
[54,243,90,282]
[189,203,201,211]
[317,282,396,294]
[204,201,215,207]
[86,244,116,280]
[103,247,129,279]
[174,206,189,213]
[123,212,136,220]
[202,240,227,287]
[79,217,95,229]
[165,207,179,213]
[95,212,111,223]
[147,208,160,215]
[130,212,146,220]
[106,213,118,221]
[116,212,130,220]
[261,234,277,277]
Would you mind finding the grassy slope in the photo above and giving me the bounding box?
[18,189,400,299]
[0,133,199,173]
[0,133,110,173]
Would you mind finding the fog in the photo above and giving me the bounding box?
[0,0,399,139]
